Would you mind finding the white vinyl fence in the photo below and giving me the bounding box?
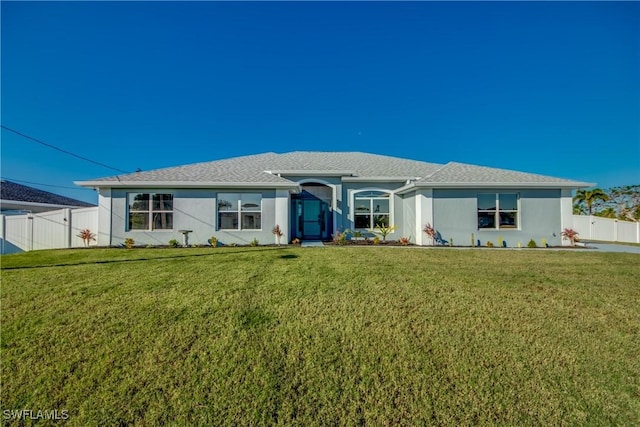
[573,215,640,244]
[1,207,99,255]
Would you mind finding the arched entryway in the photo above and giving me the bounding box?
[291,183,333,241]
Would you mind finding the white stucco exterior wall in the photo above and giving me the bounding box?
[560,189,574,246]
[274,189,289,244]
[98,188,112,246]
[414,189,433,246]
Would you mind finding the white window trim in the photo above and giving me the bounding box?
[127,192,174,232]
[349,188,394,229]
[477,192,520,231]
[216,193,263,231]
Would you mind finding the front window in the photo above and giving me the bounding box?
[478,193,518,229]
[354,191,391,229]
[128,193,173,231]
[218,193,262,230]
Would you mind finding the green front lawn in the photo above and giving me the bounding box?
[2,247,639,425]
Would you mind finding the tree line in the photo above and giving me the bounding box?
[573,185,640,221]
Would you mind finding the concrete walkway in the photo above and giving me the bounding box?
[583,242,640,254]
[300,241,325,247]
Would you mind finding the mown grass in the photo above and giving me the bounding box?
[2,247,639,426]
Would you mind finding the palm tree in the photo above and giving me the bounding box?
[595,207,617,219]
[573,188,609,215]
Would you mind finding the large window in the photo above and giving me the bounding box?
[218,193,262,230]
[354,191,391,229]
[477,193,518,229]
[128,193,173,231]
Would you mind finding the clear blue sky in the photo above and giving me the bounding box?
[2,1,638,205]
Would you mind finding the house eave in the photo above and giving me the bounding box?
[414,182,595,189]
[75,181,300,189]
[393,183,417,195]
[393,181,594,194]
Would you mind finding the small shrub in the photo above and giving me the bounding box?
[124,238,135,249]
[210,236,218,247]
[169,239,180,248]
[527,239,538,248]
[541,238,547,248]
[77,229,96,247]
[373,236,381,245]
[398,236,410,246]
[373,224,397,241]
[498,235,503,248]
[291,237,301,245]
[449,238,453,247]
[333,231,348,246]
[250,238,259,247]
[486,241,495,248]
[471,233,475,247]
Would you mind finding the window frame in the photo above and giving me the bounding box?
[127,192,174,231]
[477,192,519,231]
[352,190,393,230]
[217,193,263,231]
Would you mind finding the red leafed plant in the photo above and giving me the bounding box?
[77,229,96,247]
[398,236,411,246]
[272,224,284,245]
[561,228,580,246]
[423,223,435,246]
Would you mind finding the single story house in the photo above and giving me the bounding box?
[76,152,592,247]
[1,180,95,214]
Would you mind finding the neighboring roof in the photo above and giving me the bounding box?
[0,180,95,210]
[75,151,593,189]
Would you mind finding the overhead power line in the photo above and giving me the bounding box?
[1,125,130,174]
[1,177,94,191]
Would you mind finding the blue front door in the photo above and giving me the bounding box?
[302,199,323,239]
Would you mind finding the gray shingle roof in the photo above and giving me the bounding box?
[1,180,95,207]
[264,152,444,178]
[82,152,444,183]
[82,153,291,184]
[76,152,590,188]
[421,162,585,185]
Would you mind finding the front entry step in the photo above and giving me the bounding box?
[301,241,325,247]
